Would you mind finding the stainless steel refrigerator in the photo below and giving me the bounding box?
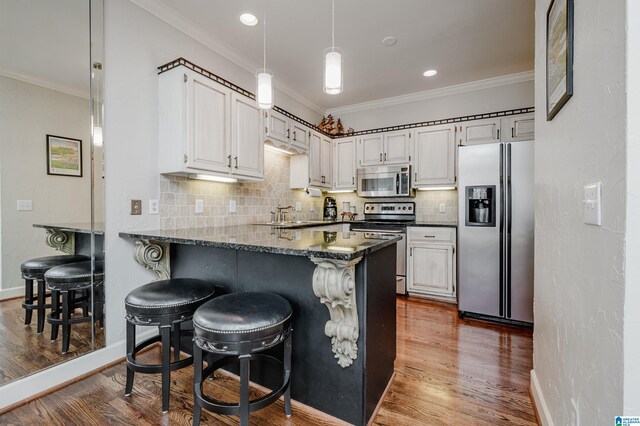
[457,141,534,324]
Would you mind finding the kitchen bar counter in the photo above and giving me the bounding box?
[119,224,398,425]
[33,222,105,256]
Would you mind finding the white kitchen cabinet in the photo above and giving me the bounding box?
[357,131,410,167]
[158,67,263,180]
[412,124,456,188]
[501,112,535,142]
[457,118,501,146]
[407,227,456,302]
[321,136,333,187]
[308,131,323,186]
[291,122,310,151]
[264,110,309,154]
[334,137,356,190]
[292,131,332,189]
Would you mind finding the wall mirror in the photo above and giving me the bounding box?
[0,0,104,386]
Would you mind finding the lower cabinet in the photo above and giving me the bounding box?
[407,227,457,302]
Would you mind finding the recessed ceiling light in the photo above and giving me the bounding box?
[423,69,438,77]
[239,13,258,26]
[381,36,397,47]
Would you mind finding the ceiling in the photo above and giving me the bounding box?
[157,0,535,111]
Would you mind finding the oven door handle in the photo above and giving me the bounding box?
[351,228,404,234]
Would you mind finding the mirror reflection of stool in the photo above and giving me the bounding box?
[44,261,104,354]
[20,255,89,334]
[123,279,219,413]
[192,292,293,426]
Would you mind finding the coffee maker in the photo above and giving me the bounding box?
[323,197,337,221]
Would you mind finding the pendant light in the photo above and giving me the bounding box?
[256,6,273,109]
[323,0,342,95]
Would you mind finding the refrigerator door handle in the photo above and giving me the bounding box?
[499,144,505,318]
[506,143,512,319]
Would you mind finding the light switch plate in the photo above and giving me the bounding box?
[130,199,142,215]
[583,182,602,226]
[17,200,33,211]
[149,199,159,215]
[439,203,446,213]
[195,199,204,214]
[229,200,236,213]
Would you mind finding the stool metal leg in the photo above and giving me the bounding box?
[239,354,251,426]
[24,279,34,325]
[50,289,60,340]
[36,279,46,333]
[61,290,71,353]
[160,325,172,413]
[284,333,292,417]
[125,321,136,396]
[172,322,181,362]
[192,344,203,426]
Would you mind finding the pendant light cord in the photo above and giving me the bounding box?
[263,6,267,69]
[331,0,335,49]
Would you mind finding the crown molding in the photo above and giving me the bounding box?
[326,70,535,116]
[0,68,89,99]
[128,0,325,116]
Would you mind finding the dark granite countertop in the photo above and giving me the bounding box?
[119,225,400,261]
[34,222,105,235]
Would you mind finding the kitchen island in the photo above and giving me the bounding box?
[119,224,398,425]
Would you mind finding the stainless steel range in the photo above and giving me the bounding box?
[350,201,416,295]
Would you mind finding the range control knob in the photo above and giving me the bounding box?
[408,206,413,210]
[402,206,407,210]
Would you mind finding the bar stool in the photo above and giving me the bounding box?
[20,254,89,333]
[124,279,219,413]
[45,260,104,354]
[192,292,293,426]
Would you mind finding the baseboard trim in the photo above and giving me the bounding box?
[0,286,23,300]
[530,369,554,426]
[0,328,157,412]
[367,371,395,425]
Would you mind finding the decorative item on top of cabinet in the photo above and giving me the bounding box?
[500,112,535,142]
[333,137,356,190]
[457,117,501,146]
[357,130,410,167]
[407,227,456,303]
[158,66,263,181]
[412,124,456,188]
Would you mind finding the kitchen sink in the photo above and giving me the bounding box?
[253,220,333,228]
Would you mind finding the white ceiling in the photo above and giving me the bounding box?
[156,0,535,111]
[0,0,90,97]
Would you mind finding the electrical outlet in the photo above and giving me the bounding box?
[195,199,204,214]
[130,199,142,215]
[309,205,314,212]
[571,398,579,426]
[229,200,237,213]
[439,203,446,213]
[17,200,33,211]
[149,199,159,215]
[295,201,302,212]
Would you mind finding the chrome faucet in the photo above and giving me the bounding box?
[276,205,294,223]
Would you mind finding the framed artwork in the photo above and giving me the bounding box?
[546,0,574,120]
[46,135,83,177]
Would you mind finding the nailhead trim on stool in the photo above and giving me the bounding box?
[123,278,219,413]
[192,292,293,426]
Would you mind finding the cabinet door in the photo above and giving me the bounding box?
[502,113,535,142]
[383,130,411,164]
[308,131,323,186]
[290,122,309,152]
[187,73,231,173]
[358,134,384,167]
[231,94,263,179]
[408,242,454,296]
[458,118,501,146]
[321,137,333,187]
[334,138,356,189]
[265,110,290,146]
[413,124,455,187]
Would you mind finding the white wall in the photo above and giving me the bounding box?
[0,76,92,296]
[327,79,534,131]
[624,0,640,415]
[103,0,322,345]
[532,0,627,424]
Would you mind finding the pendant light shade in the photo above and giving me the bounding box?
[256,68,274,109]
[323,47,342,95]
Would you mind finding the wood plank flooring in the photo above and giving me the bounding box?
[0,297,105,385]
[0,297,537,425]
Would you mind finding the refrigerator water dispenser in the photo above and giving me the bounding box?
[465,186,496,227]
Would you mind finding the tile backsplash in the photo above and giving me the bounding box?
[159,149,458,228]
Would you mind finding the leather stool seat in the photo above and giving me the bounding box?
[21,255,89,280]
[45,261,104,290]
[125,279,218,319]
[192,292,293,426]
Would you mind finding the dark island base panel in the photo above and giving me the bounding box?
[170,244,397,425]
[76,233,104,258]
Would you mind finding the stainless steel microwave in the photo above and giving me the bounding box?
[357,165,415,198]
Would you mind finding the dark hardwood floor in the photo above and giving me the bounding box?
[0,297,537,425]
[0,297,105,386]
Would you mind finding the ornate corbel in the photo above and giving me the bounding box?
[45,229,75,255]
[133,240,171,280]
[310,256,362,368]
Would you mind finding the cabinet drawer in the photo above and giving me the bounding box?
[408,227,455,243]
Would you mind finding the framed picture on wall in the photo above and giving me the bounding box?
[46,135,83,177]
[546,0,574,120]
